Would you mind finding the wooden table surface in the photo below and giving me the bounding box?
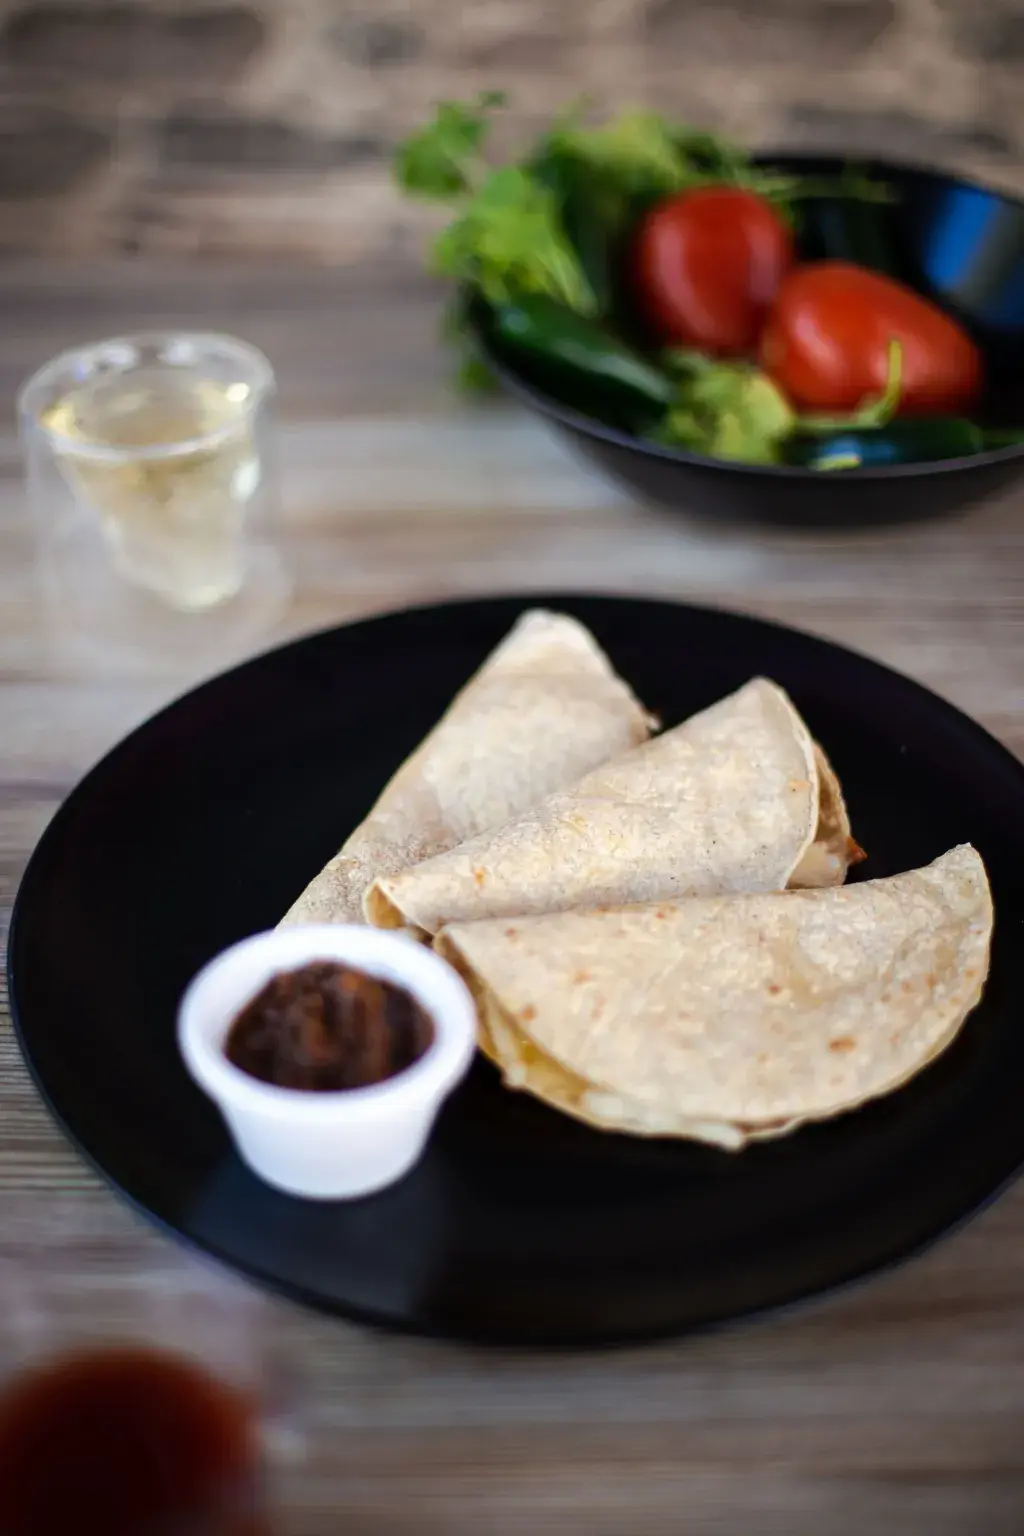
[2,263,1024,1535]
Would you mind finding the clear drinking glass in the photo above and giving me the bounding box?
[19,333,291,668]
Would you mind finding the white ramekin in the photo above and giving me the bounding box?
[177,925,477,1200]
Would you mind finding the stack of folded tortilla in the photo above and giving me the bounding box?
[281,610,993,1148]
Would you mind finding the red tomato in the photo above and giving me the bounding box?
[760,261,983,416]
[634,186,794,356]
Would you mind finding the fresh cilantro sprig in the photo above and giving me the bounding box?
[538,107,891,212]
[542,110,697,198]
[395,94,596,318]
[395,91,506,198]
[430,166,596,313]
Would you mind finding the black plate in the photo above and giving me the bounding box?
[472,155,1024,528]
[9,595,1024,1346]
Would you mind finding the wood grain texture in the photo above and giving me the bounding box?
[0,0,1021,262]
[1,262,1024,1534]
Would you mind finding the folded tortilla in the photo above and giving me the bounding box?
[280,610,652,926]
[437,845,993,1148]
[366,678,859,935]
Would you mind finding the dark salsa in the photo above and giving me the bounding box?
[225,961,435,1092]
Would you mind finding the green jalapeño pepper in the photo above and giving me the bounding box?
[787,418,1002,470]
[491,294,676,412]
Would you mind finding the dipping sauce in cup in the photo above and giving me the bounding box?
[179,926,477,1200]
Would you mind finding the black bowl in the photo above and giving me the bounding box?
[471,154,1024,528]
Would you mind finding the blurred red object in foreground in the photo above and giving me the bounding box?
[0,1345,271,1536]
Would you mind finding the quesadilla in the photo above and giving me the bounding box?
[367,678,859,936]
[280,610,652,926]
[436,845,992,1148]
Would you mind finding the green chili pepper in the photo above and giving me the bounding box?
[787,418,1003,470]
[491,294,677,411]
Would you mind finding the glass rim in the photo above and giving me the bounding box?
[17,330,275,464]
